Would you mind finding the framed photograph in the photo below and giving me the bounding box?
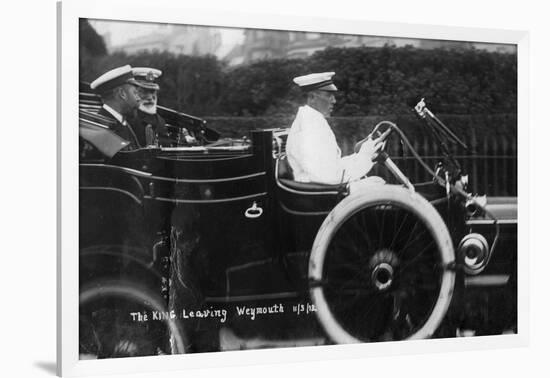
[58,0,528,376]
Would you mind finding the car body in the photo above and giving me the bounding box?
[78,89,517,357]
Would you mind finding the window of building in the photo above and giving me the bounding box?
[306,32,320,40]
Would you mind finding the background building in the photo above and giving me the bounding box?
[224,30,515,66]
[89,20,516,66]
[96,22,223,56]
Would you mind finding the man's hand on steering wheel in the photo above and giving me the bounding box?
[356,128,392,161]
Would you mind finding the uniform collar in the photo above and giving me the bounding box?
[303,104,325,118]
[102,104,125,124]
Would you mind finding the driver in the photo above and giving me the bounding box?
[286,72,384,186]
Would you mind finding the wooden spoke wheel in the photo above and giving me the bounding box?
[79,280,187,359]
[309,185,455,343]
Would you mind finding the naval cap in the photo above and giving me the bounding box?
[90,65,139,94]
[132,67,162,91]
[293,72,338,92]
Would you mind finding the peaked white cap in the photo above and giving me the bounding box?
[293,72,337,92]
[131,67,162,90]
[90,65,137,93]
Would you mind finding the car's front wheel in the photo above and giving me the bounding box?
[309,185,455,343]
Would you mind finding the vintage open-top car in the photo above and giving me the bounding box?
[78,87,517,358]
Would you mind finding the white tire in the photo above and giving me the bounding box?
[309,185,455,343]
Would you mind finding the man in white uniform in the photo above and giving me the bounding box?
[286,72,383,185]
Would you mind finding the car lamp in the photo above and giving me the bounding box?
[458,233,489,275]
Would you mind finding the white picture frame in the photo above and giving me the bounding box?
[58,1,529,376]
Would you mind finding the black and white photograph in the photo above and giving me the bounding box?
[76,16,519,361]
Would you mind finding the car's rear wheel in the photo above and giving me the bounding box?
[79,280,186,359]
[309,185,455,343]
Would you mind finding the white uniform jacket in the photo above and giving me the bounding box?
[286,105,374,185]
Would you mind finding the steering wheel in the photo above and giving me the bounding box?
[354,121,396,166]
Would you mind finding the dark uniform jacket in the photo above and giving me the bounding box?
[128,109,169,147]
[97,107,141,149]
[79,107,140,161]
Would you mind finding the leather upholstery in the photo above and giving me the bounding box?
[276,156,346,193]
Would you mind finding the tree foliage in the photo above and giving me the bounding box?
[79,19,108,81]
[79,19,107,56]
[79,31,517,117]
[221,59,308,116]
[298,46,516,115]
